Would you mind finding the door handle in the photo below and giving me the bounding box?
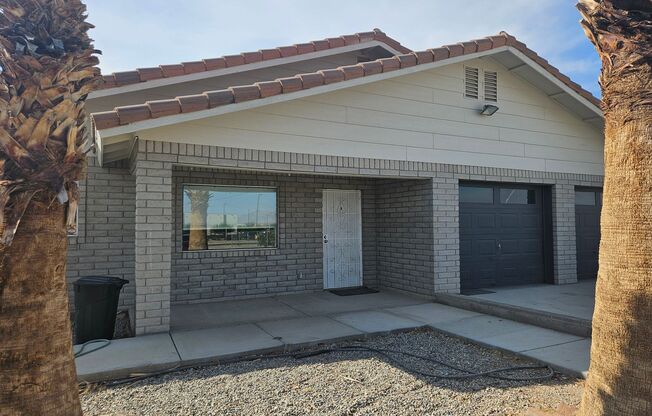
[323,234,328,244]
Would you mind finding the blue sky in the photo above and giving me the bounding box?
[84,0,601,97]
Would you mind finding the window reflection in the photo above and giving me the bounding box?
[182,185,277,251]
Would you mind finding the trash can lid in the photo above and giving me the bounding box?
[74,276,129,287]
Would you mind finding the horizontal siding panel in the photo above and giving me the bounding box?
[305,90,467,123]
[433,134,525,157]
[133,59,603,176]
[499,128,601,152]
[195,112,435,148]
[346,107,499,141]
[406,147,547,171]
[352,80,434,103]
[142,124,408,160]
[524,144,603,163]
[254,100,347,123]
[545,160,603,175]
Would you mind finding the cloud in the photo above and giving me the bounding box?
[84,0,600,95]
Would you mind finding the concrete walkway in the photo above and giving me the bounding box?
[75,292,590,382]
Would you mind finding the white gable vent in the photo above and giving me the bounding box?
[464,66,479,99]
[484,70,498,102]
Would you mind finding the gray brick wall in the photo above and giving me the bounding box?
[133,143,173,335]
[66,140,604,335]
[171,166,378,303]
[552,183,578,284]
[66,157,135,320]
[432,174,460,293]
[376,178,435,296]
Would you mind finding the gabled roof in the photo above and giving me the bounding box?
[92,31,602,134]
[98,28,410,90]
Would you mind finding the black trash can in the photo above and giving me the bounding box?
[74,276,128,344]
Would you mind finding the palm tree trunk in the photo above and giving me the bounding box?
[0,197,81,416]
[187,190,210,250]
[577,1,652,414]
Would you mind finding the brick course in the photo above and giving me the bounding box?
[66,139,603,335]
[171,166,378,303]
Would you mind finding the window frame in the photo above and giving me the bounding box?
[181,183,279,252]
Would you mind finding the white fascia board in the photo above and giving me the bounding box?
[89,41,402,99]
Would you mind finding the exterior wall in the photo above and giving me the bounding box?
[66,139,603,335]
[66,157,136,320]
[376,178,434,296]
[552,184,578,284]
[137,58,604,176]
[171,166,378,304]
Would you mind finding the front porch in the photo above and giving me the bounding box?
[76,289,591,382]
[434,280,596,337]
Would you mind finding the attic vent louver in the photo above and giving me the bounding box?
[464,67,479,99]
[484,71,498,102]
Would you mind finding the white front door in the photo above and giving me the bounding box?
[322,189,363,289]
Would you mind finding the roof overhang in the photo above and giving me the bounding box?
[89,40,404,100]
[96,46,603,165]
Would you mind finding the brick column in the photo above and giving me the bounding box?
[133,142,173,334]
[552,183,578,284]
[432,174,461,294]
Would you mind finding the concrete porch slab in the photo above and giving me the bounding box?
[171,297,305,330]
[275,291,426,316]
[332,310,425,333]
[75,333,180,382]
[520,338,592,378]
[385,303,482,325]
[171,324,283,364]
[257,316,363,346]
[75,292,591,383]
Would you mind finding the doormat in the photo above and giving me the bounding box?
[460,289,496,296]
[329,287,379,296]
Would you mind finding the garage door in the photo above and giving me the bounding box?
[575,188,602,280]
[459,183,549,290]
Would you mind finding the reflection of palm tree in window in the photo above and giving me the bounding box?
[184,189,212,250]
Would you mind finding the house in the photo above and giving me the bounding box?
[68,29,604,336]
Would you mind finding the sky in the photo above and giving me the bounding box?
[83,0,601,98]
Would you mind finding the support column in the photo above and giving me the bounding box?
[432,175,461,294]
[552,183,578,284]
[133,142,173,335]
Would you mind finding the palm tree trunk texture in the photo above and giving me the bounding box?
[577,1,652,415]
[0,197,81,416]
[187,190,210,250]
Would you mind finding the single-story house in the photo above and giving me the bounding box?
[68,29,604,336]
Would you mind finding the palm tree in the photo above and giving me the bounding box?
[185,188,211,250]
[0,1,100,414]
[576,1,652,415]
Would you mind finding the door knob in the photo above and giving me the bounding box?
[323,235,328,244]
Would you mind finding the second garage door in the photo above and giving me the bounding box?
[459,183,552,290]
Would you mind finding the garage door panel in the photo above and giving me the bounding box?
[477,239,497,255]
[500,214,520,227]
[475,213,496,228]
[460,183,547,290]
[575,188,602,280]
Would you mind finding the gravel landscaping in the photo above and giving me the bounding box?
[80,329,582,416]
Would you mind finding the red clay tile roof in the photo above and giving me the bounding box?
[99,29,411,89]
[92,32,601,131]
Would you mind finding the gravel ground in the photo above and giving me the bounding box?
[80,329,583,416]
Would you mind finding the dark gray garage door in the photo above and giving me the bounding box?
[459,183,550,290]
[575,187,602,280]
